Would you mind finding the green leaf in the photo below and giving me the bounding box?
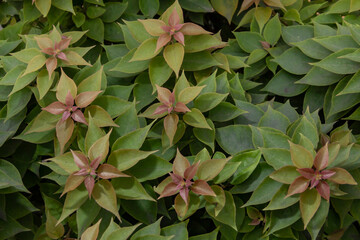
[91,95,132,118]
[139,0,159,18]
[193,119,215,151]
[52,0,75,14]
[85,115,105,154]
[261,148,292,170]
[289,141,313,168]
[149,56,173,90]
[270,166,300,184]
[209,102,247,122]
[283,9,302,24]
[9,71,38,96]
[108,149,157,171]
[6,87,32,120]
[297,66,344,86]
[101,2,127,23]
[88,129,111,163]
[131,38,161,62]
[314,35,359,52]
[77,66,103,93]
[210,0,238,24]
[242,177,282,207]
[72,12,86,28]
[0,216,30,239]
[82,18,105,43]
[179,0,214,13]
[182,51,221,71]
[111,49,151,74]
[194,93,228,112]
[5,193,39,219]
[282,25,314,45]
[338,70,360,95]
[108,223,142,240]
[263,14,281,45]
[254,7,272,33]
[76,199,101,235]
[127,155,172,182]
[259,106,290,133]
[189,228,218,240]
[163,43,184,78]
[183,108,211,129]
[81,219,101,240]
[35,0,51,16]
[267,204,301,235]
[130,217,161,239]
[58,186,88,223]
[263,70,307,97]
[216,125,253,155]
[300,189,321,229]
[48,152,79,174]
[112,177,154,201]
[184,35,223,53]
[92,180,120,220]
[197,158,229,181]
[37,69,55,100]
[273,47,314,75]
[206,191,237,230]
[293,39,332,60]
[56,70,77,104]
[264,185,299,211]
[112,122,153,150]
[11,48,41,63]
[234,32,264,53]
[84,105,119,127]
[312,48,360,74]
[86,6,106,19]
[230,150,262,185]
[307,199,329,240]
[46,210,64,239]
[0,159,29,193]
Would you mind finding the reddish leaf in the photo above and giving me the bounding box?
[179,187,189,205]
[71,109,88,125]
[97,164,129,179]
[328,167,358,185]
[168,9,180,27]
[297,168,315,180]
[155,34,171,52]
[61,173,86,197]
[314,143,329,171]
[56,118,74,154]
[173,148,190,177]
[156,85,173,106]
[173,32,185,46]
[84,176,95,198]
[138,19,166,36]
[153,104,169,115]
[184,162,199,180]
[174,102,190,113]
[239,0,255,14]
[46,57,57,78]
[286,176,309,198]
[158,182,179,199]
[42,101,66,115]
[180,23,211,35]
[75,91,102,108]
[191,180,216,196]
[321,170,336,179]
[90,157,102,170]
[34,36,53,51]
[65,91,74,107]
[164,113,179,145]
[71,150,89,169]
[55,37,71,51]
[316,181,330,201]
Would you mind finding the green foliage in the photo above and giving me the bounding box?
[0,0,360,239]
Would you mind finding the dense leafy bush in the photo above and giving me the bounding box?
[1,0,360,239]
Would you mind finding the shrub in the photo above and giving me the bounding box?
[1,0,360,239]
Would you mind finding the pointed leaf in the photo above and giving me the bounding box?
[92,180,120,220]
[56,118,74,154]
[328,167,357,185]
[289,141,314,169]
[183,108,211,129]
[108,149,157,171]
[163,43,184,78]
[300,189,321,229]
[56,69,77,104]
[81,219,101,240]
[88,129,112,162]
[270,166,300,184]
[164,113,179,145]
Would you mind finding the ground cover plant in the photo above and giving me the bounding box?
[1,0,360,239]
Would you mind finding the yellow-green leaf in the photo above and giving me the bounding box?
[300,189,321,229]
[163,43,184,78]
[92,180,120,220]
